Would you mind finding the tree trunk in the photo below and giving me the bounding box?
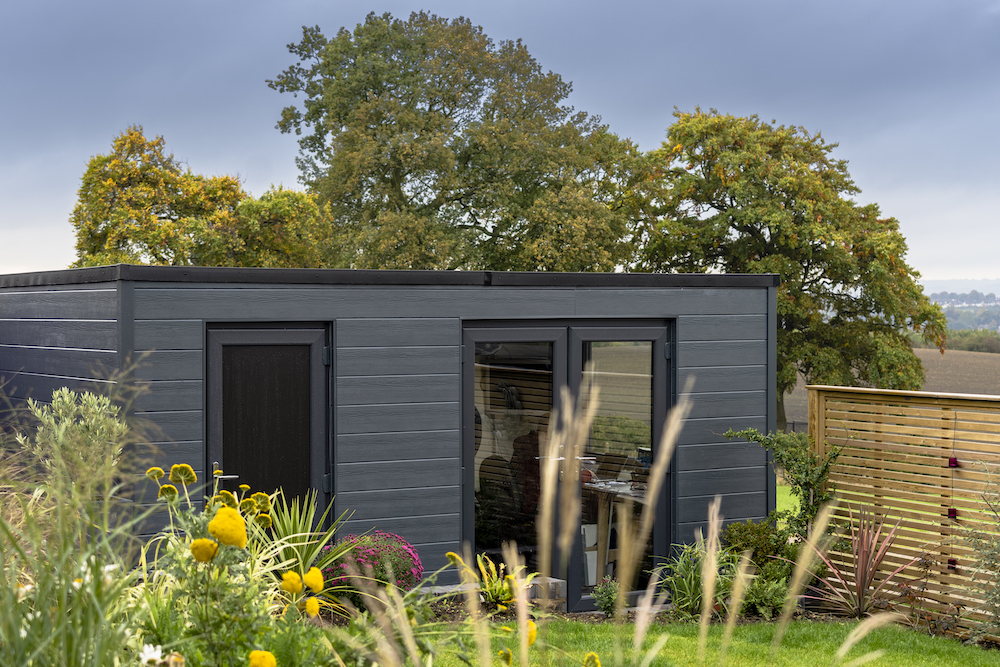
[776,391,788,434]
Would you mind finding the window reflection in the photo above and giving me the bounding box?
[580,341,654,593]
[473,342,552,571]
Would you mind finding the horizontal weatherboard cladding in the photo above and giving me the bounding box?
[337,486,461,521]
[134,320,204,350]
[336,318,459,347]
[0,265,776,556]
[337,459,461,493]
[0,319,117,349]
[336,430,460,463]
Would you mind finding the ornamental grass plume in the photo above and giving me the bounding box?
[282,571,303,594]
[249,650,276,667]
[208,506,247,548]
[303,566,323,594]
[190,538,219,563]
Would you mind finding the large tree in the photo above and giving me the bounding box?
[71,126,332,268]
[268,11,644,271]
[642,109,946,428]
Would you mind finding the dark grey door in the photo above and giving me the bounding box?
[207,327,328,509]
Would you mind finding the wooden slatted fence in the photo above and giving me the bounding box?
[808,385,1000,634]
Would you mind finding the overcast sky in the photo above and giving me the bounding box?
[2,0,998,282]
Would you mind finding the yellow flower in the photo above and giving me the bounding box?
[239,498,258,515]
[239,484,251,492]
[213,469,224,477]
[303,567,323,594]
[305,597,320,617]
[248,650,276,667]
[527,619,537,646]
[208,507,247,549]
[498,648,512,666]
[281,571,303,594]
[251,492,271,514]
[169,464,197,485]
[145,466,164,481]
[583,652,601,667]
[218,489,238,508]
[157,484,178,501]
[190,538,218,563]
[254,513,272,530]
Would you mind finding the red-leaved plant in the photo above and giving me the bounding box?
[804,504,919,618]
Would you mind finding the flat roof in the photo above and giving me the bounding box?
[0,264,780,289]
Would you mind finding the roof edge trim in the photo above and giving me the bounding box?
[0,264,780,289]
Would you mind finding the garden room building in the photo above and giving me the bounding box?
[0,264,777,610]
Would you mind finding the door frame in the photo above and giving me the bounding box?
[461,326,568,546]
[206,326,329,511]
[567,325,670,611]
[461,320,673,611]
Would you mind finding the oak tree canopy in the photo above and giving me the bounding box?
[641,109,946,427]
[268,11,644,271]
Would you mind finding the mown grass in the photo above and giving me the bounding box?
[434,619,996,666]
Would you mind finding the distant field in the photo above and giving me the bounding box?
[783,348,1000,427]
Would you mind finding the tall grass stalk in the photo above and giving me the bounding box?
[771,502,837,658]
[717,549,753,666]
[698,496,723,662]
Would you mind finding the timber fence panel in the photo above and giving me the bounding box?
[808,385,1000,636]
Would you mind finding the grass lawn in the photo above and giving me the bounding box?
[435,619,996,666]
[776,480,794,516]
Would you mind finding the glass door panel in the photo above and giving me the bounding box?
[579,341,655,595]
[473,341,553,572]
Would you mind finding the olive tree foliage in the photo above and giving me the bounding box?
[71,126,332,268]
[642,110,946,428]
[268,11,645,271]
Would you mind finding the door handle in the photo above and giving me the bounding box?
[212,461,240,480]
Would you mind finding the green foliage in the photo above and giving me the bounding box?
[589,415,651,453]
[912,328,1000,353]
[654,538,741,619]
[269,12,647,271]
[642,109,946,428]
[805,505,918,618]
[15,388,129,494]
[136,471,273,665]
[265,489,354,598]
[965,471,1000,633]
[592,576,620,618]
[722,518,795,620]
[744,570,788,621]
[0,389,142,666]
[727,428,840,536]
[71,126,332,269]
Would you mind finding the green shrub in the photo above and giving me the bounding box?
[723,517,795,619]
[725,428,840,537]
[654,538,741,619]
[0,388,142,666]
[592,576,620,618]
[965,472,1000,633]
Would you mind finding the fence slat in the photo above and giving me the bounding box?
[809,384,1000,637]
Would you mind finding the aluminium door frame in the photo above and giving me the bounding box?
[461,319,675,611]
[566,325,671,611]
